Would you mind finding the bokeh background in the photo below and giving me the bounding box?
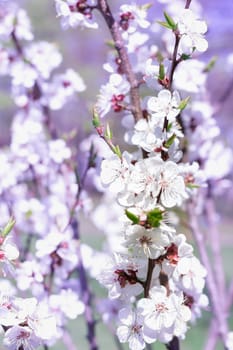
[0,1,233,349]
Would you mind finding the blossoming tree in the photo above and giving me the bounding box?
[0,1,233,350]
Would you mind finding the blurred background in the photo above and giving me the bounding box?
[0,1,233,349]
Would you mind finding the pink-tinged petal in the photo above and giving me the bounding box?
[117,325,130,343]
[129,333,145,350]
[195,37,208,52]
[118,307,134,326]
[158,89,172,103]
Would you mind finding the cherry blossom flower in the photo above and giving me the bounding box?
[36,231,78,278]
[0,5,33,41]
[49,289,85,320]
[157,161,187,208]
[143,58,160,89]
[123,224,170,259]
[25,41,62,79]
[1,296,57,345]
[42,69,86,110]
[48,139,72,164]
[55,0,98,29]
[0,235,19,276]
[177,9,208,53]
[116,306,156,350]
[16,260,44,293]
[137,286,177,335]
[3,325,41,350]
[170,292,192,339]
[101,152,132,193]
[96,254,145,300]
[119,4,150,33]
[96,74,130,117]
[147,89,181,123]
[131,119,164,153]
[174,59,207,93]
[174,256,207,295]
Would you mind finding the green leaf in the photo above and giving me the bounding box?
[159,63,165,80]
[180,53,191,61]
[113,145,122,158]
[164,134,176,148]
[163,12,177,30]
[157,20,173,30]
[92,108,101,128]
[167,122,173,132]
[125,210,139,224]
[105,40,116,49]
[25,210,33,219]
[178,96,190,111]
[147,208,163,227]
[105,123,112,140]
[140,3,153,10]
[203,56,218,73]
[1,217,16,238]
[186,183,200,189]
[157,52,164,64]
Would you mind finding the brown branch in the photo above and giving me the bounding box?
[187,201,229,346]
[144,258,155,298]
[168,32,181,91]
[185,0,192,9]
[97,0,142,122]
[166,336,179,350]
[71,218,98,350]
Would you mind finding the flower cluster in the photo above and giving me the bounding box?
[0,1,232,350]
[91,4,212,349]
[55,0,98,29]
[0,2,90,349]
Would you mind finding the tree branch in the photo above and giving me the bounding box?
[71,218,98,350]
[97,0,142,122]
[188,201,228,346]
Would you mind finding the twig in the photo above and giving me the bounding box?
[11,28,57,139]
[205,278,233,350]
[218,76,233,105]
[166,337,179,350]
[144,258,155,298]
[185,0,192,9]
[168,33,181,91]
[63,144,96,231]
[97,0,143,122]
[205,198,226,308]
[71,218,98,350]
[63,330,78,350]
[188,201,228,346]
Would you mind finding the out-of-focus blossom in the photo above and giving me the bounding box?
[177,9,208,53]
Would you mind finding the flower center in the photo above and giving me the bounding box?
[120,12,135,31]
[155,302,168,313]
[114,269,138,288]
[166,243,179,265]
[17,330,30,340]
[139,235,152,246]
[131,323,142,334]
[111,94,125,112]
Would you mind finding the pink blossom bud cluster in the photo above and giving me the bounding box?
[55,0,98,29]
